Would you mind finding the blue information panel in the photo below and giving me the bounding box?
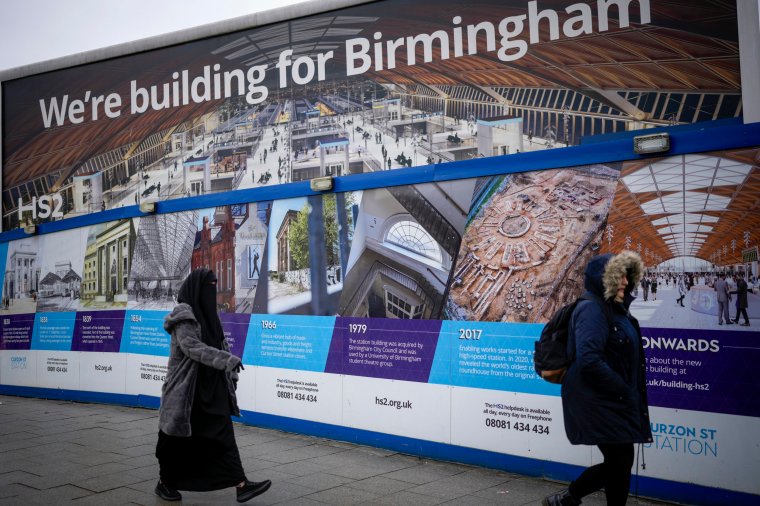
[430,321,552,394]
[243,314,335,372]
[31,312,77,351]
[120,310,172,356]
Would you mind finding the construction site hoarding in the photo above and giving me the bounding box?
[1,0,744,231]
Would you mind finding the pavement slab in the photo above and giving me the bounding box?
[0,395,673,505]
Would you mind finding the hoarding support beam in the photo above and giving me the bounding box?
[308,195,328,315]
[336,192,350,283]
[738,0,760,124]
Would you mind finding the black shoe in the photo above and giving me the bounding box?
[741,322,750,326]
[237,480,272,503]
[155,480,182,501]
[726,321,734,325]
[542,489,581,506]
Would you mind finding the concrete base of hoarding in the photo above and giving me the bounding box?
[0,386,756,506]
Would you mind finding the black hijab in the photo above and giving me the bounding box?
[177,269,229,415]
[177,268,224,349]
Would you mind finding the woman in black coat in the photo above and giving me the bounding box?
[544,251,652,506]
[732,273,750,326]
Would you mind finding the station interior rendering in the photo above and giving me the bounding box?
[2,0,755,293]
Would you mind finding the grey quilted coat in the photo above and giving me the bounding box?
[159,303,242,437]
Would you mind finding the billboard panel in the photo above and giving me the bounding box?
[2,0,742,230]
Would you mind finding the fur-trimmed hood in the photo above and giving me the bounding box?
[583,250,644,302]
[603,250,644,300]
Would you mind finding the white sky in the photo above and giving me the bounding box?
[0,0,305,72]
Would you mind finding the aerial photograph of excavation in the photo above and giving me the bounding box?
[447,165,620,323]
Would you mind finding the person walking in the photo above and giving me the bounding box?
[640,277,649,302]
[732,273,750,326]
[675,276,687,307]
[714,273,732,325]
[155,268,271,502]
[650,276,658,301]
[543,251,652,506]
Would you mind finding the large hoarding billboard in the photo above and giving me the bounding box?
[1,0,743,230]
[2,2,758,503]
[2,142,760,502]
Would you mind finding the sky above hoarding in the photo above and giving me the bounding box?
[0,0,305,72]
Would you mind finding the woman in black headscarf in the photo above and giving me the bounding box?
[155,268,271,503]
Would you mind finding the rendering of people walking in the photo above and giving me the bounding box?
[650,277,658,301]
[732,273,750,326]
[676,276,687,307]
[714,273,732,325]
[543,251,652,506]
[640,277,649,302]
[155,268,271,502]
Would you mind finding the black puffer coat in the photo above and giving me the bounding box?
[561,251,653,445]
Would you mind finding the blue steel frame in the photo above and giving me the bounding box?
[1,118,759,506]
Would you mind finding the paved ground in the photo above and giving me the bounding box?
[0,395,668,505]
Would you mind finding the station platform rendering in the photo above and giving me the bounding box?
[0,395,667,505]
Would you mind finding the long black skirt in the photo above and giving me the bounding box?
[156,406,246,491]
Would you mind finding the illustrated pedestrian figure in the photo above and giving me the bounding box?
[251,250,261,279]
[650,277,658,301]
[156,269,272,503]
[675,276,687,307]
[731,273,750,326]
[544,251,651,506]
[714,273,731,325]
[387,157,392,170]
